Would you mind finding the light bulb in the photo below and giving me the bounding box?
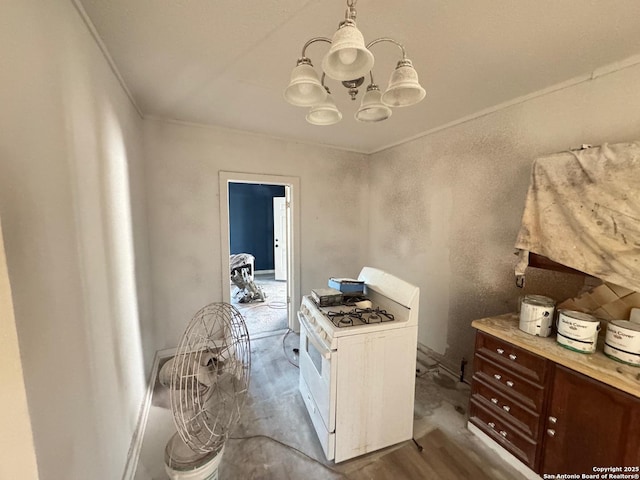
[298,82,313,95]
[338,48,358,65]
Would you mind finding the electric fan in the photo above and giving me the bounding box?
[163,302,251,480]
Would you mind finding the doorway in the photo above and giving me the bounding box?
[219,172,300,335]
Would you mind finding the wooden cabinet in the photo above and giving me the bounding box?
[469,331,550,471]
[540,365,640,475]
[470,330,640,476]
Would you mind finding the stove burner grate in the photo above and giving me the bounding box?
[326,307,394,327]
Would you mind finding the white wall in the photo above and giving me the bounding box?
[0,218,39,480]
[0,1,152,479]
[368,61,640,376]
[143,119,369,348]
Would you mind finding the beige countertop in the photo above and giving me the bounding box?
[472,313,640,399]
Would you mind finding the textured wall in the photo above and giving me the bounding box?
[368,63,640,376]
[143,119,369,349]
[0,1,151,478]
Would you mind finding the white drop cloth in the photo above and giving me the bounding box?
[515,142,640,292]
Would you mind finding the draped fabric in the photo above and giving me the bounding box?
[515,142,640,292]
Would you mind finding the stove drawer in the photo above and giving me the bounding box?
[300,375,335,461]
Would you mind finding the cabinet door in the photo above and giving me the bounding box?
[334,326,417,462]
[541,365,640,475]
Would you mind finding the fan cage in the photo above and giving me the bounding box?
[169,302,251,454]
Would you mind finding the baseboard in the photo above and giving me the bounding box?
[255,269,275,275]
[416,342,471,385]
[121,347,176,480]
[467,422,541,480]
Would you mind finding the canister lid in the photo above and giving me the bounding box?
[523,295,555,307]
[610,320,640,332]
[558,310,599,323]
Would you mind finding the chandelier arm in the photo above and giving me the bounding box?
[366,37,407,60]
[320,72,338,94]
[300,37,332,58]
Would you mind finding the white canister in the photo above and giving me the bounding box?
[556,310,600,354]
[519,295,555,337]
[604,320,640,366]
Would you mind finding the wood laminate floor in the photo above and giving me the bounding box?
[345,428,498,480]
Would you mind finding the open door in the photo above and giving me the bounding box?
[273,196,288,281]
[219,172,301,332]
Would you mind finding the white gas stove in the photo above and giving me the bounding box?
[298,267,419,463]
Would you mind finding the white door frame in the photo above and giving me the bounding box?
[273,196,287,281]
[219,171,300,332]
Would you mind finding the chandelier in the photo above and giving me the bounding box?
[284,0,426,125]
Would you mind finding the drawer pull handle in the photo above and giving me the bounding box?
[499,430,507,437]
[491,397,499,404]
[547,429,556,437]
[509,354,517,360]
[488,422,496,429]
[548,416,557,424]
[493,374,502,380]
[506,380,514,387]
[502,405,511,412]
[496,348,504,355]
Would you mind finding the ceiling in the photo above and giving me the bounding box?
[77,0,640,154]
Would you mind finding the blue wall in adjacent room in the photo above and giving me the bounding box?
[229,183,285,271]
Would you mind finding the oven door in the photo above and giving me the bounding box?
[298,312,337,435]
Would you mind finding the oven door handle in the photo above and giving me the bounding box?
[298,312,333,359]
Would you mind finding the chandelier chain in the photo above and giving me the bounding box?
[345,0,357,22]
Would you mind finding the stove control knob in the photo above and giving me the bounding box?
[309,316,316,325]
[321,331,329,341]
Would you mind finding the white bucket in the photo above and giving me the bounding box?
[519,295,555,337]
[604,320,640,366]
[556,310,600,353]
[165,433,224,480]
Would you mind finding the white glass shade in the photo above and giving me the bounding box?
[321,23,374,81]
[306,94,342,125]
[284,62,327,107]
[355,86,392,122]
[381,60,426,107]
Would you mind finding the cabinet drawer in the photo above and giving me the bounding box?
[470,398,538,470]
[476,331,549,384]
[471,375,541,438]
[474,354,545,412]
